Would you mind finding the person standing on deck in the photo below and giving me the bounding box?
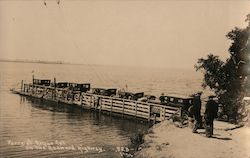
[159,93,165,103]
[192,92,202,133]
[204,96,218,137]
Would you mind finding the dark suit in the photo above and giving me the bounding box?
[204,99,218,137]
[192,95,202,133]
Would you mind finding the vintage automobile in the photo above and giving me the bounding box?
[91,88,117,97]
[56,82,91,92]
[69,83,91,92]
[33,79,51,86]
[118,91,144,101]
[159,94,193,112]
[56,82,68,88]
[138,95,156,102]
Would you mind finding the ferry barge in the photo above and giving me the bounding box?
[12,77,194,123]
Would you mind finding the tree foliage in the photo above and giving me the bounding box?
[195,14,250,122]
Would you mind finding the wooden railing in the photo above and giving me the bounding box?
[20,84,182,122]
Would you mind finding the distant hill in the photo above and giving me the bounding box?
[0,59,68,64]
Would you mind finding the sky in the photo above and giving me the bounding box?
[0,0,249,69]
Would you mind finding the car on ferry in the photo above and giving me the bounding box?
[118,91,144,101]
[56,82,90,92]
[138,94,156,102]
[33,79,51,86]
[158,94,193,112]
[90,88,117,97]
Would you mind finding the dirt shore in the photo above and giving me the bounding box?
[135,120,250,158]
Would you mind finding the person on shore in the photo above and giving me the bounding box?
[204,95,218,137]
[192,92,202,133]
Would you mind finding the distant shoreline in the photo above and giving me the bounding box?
[0,59,67,65]
[0,59,196,70]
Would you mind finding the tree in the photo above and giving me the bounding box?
[195,14,250,123]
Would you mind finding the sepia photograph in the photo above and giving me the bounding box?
[0,0,249,157]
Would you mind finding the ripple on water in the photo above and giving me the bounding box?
[0,62,208,157]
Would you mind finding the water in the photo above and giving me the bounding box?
[0,62,209,157]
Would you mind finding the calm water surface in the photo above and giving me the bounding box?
[0,62,209,157]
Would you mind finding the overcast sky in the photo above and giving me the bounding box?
[0,0,249,69]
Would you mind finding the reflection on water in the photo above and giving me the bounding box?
[0,62,208,157]
[0,91,149,158]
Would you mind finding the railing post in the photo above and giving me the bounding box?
[159,107,162,121]
[21,80,23,92]
[148,103,151,122]
[153,114,156,124]
[32,75,34,85]
[110,97,113,115]
[179,107,183,125]
[64,90,67,102]
[135,102,137,117]
[99,97,102,112]
[90,95,93,108]
[94,95,97,110]
[23,84,25,93]
[122,99,125,117]
[80,92,83,105]
[163,107,166,121]
[33,85,35,95]
[54,77,56,100]
[159,107,166,121]
[44,87,47,99]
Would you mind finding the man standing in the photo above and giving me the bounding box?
[204,96,218,137]
[159,93,165,104]
[192,92,202,133]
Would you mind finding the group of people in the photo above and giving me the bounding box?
[189,92,219,138]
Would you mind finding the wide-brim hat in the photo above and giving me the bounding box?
[208,95,216,99]
[195,91,203,96]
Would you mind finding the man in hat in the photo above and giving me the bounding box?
[159,93,165,104]
[192,92,202,133]
[204,95,218,137]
